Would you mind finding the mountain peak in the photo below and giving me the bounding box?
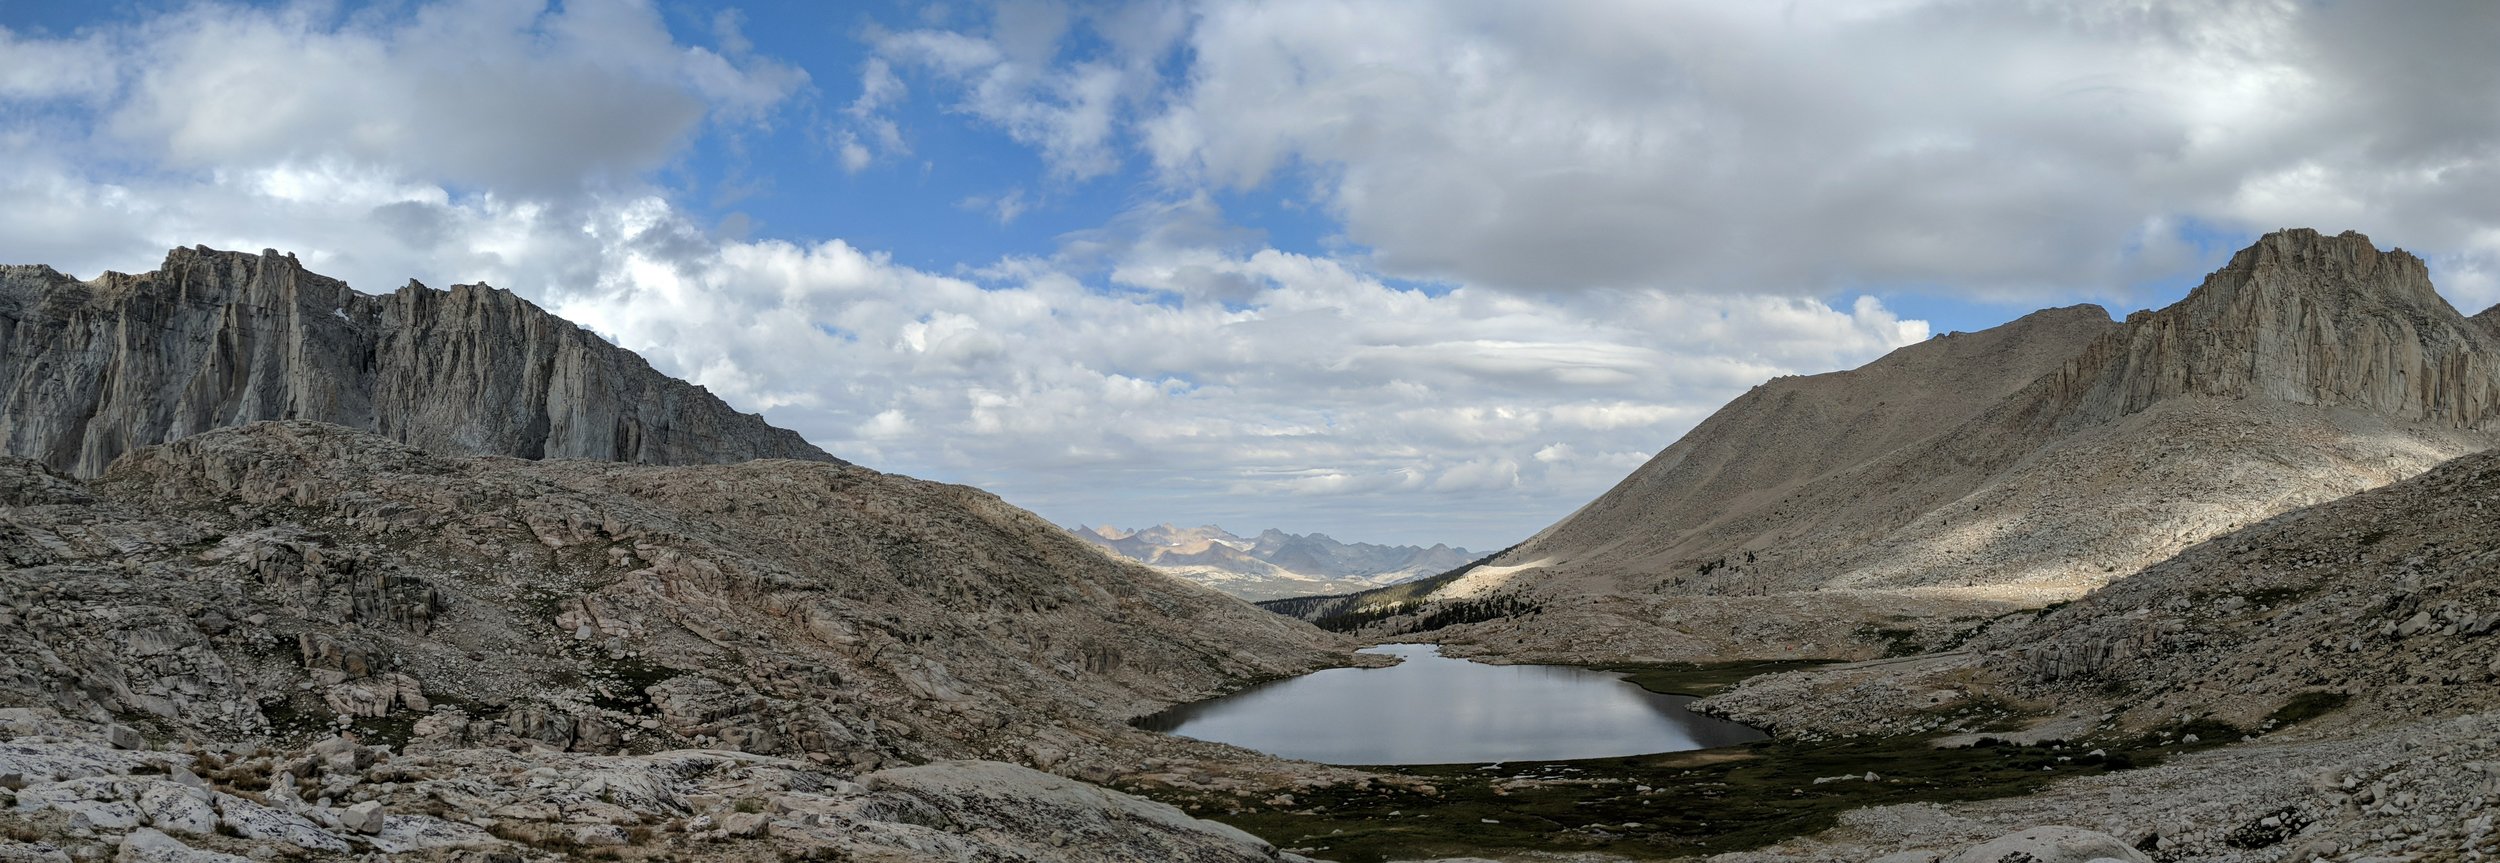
[2047,228,2500,428]
[2209,228,2440,310]
[2,244,839,476]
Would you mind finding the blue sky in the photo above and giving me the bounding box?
[5,0,2498,549]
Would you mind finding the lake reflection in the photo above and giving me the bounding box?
[1136,643,1764,765]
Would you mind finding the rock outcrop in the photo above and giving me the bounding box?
[0,421,1349,784]
[1300,230,2500,663]
[1708,445,2500,738]
[1700,442,2500,863]
[0,711,1319,862]
[2041,230,2500,426]
[0,246,837,477]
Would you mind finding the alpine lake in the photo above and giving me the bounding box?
[1136,643,1764,764]
[1121,643,2290,862]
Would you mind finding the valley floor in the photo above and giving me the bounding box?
[1121,657,2496,863]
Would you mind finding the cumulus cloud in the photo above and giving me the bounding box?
[0,28,116,100]
[1118,0,2500,305]
[13,0,803,200]
[22,0,2500,547]
[0,0,803,288]
[526,197,1923,545]
[857,1,1186,180]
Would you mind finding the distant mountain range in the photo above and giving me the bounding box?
[1070,523,1473,600]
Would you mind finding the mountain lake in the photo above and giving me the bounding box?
[1135,643,1765,765]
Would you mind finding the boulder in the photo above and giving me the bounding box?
[1943,826,2152,863]
[104,726,145,751]
[212,793,350,852]
[113,828,253,863]
[339,800,386,835]
[0,840,72,863]
[135,782,216,835]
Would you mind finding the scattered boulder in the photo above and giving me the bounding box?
[113,828,252,863]
[339,800,386,835]
[0,840,72,863]
[212,793,350,852]
[1942,826,2152,863]
[134,782,217,835]
[104,726,145,751]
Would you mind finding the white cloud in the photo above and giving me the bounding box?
[858,1,1186,181]
[837,133,874,173]
[0,28,116,100]
[1112,0,2500,304]
[958,188,1031,225]
[517,196,1924,547]
[29,0,2500,549]
[74,0,802,197]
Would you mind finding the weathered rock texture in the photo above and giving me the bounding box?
[1302,230,2500,663]
[0,709,1322,862]
[0,421,1348,783]
[2043,229,2500,425]
[1705,446,2500,740]
[1702,444,2500,863]
[0,246,837,477]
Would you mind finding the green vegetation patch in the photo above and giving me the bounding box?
[348,711,423,749]
[1129,730,2207,863]
[585,653,682,714]
[1256,545,1522,633]
[257,695,337,743]
[1853,625,1926,658]
[2266,690,2351,727]
[1131,694,2267,862]
[1590,659,1838,698]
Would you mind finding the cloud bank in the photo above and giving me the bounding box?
[6,0,2498,546]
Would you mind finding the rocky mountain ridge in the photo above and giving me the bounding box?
[1071,523,1471,600]
[1290,230,2500,664]
[0,246,837,477]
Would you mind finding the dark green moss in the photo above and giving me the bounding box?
[585,654,682,714]
[257,696,337,743]
[2247,584,2313,606]
[1127,728,2205,861]
[1128,689,2260,861]
[1854,625,1925,658]
[348,711,422,749]
[1590,659,1838,698]
[2265,691,2350,727]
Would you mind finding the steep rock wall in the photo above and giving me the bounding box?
[0,246,836,476]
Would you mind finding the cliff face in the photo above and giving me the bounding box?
[0,246,837,476]
[2042,229,2500,428]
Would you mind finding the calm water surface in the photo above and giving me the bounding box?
[1136,643,1764,765]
